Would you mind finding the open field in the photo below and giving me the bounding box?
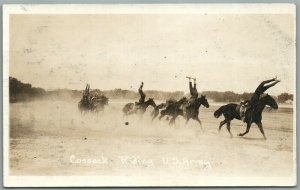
[9,99,294,178]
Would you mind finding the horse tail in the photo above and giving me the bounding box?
[214,105,226,118]
[122,104,129,114]
[123,103,134,114]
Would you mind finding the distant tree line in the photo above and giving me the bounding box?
[202,91,293,103]
[93,89,184,100]
[202,91,253,103]
[9,77,46,103]
[9,77,293,104]
[277,92,293,103]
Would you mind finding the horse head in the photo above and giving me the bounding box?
[262,94,278,110]
[197,95,210,108]
[146,98,156,108]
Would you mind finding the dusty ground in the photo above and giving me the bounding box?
[9,99,294,178]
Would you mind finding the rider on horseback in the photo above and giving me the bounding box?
[187,76,198,107]
[136,82,146,106]
[239,100,250,121]
[240,77,280,121]
[83,84,91,107]
[189,77,198,99]
[250,77,280,106]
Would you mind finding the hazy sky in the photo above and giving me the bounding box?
[9,14,295,94]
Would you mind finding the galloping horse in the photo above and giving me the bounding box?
[92,95,109,112]
[151,99,178,121]
[158,97,188,124]
[78,95,109,114]
[151,103,167,121]
[184,95,210,129]
[159,95,209,129]
[123,98,156,117]
[214,94,278,139]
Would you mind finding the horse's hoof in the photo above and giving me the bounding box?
[238,133,242,136]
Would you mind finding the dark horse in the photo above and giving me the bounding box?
[158,97,188,124]
[184,95,210,129]
[78,95,109,113]
[123,98,156,116]
[159,95,209,129]
[151,99,178,121]
[214,94,278,139]
[151,103,167,121]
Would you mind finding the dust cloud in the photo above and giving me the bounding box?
[9,98,294,177]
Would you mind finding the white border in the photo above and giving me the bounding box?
[3,3,10,188]
[293,5,297,188]
[3,4,297,187]
[2,3,296,14]
[3,176,297,187]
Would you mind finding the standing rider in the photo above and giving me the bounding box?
[137,81,146,105]
[188,76,198,102]
[84,84,90,104]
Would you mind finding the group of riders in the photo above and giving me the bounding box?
[136,76,198,106]
[79,84,109,112]
[78,76,280,139]
[135,76,280,122]
[79,75,280,123]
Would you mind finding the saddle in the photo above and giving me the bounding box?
[237,102,248,121]
[235,104,241,114]
[135,101,145,108]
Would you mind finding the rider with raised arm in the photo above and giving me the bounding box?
[188,77,198,100]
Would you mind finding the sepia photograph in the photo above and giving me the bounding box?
[3,4,296,186]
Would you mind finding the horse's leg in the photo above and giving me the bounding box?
[194,117,204,132]
[152,111,159,121]
[185,117,190,126]
[218,120,226,132]
[185,118,189,125]
[169,116,176,126]
[239,123,251,137]
[256,122,267,140]
[226,121,233,138]
[159,112,166,120]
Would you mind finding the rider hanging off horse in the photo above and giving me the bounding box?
[240,77,280,122]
